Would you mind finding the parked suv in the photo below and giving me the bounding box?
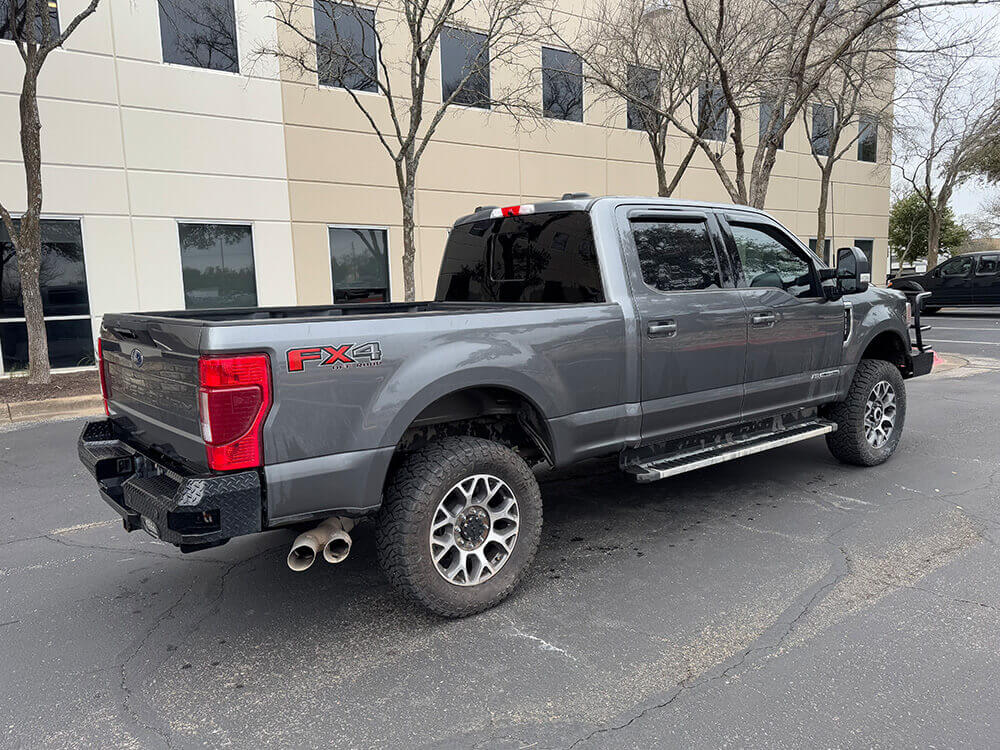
[889,251,1000,312]
[79,196,932,617]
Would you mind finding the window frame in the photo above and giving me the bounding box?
[541,45,584,123]
[327,223,392,304]
[0,213,95,375]
[718,213,823,298]
[314,0,380,94]
[439,25,491,110]
[154,0,242,75]
[176,219,259,310]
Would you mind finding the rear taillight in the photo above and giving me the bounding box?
[198,354,271,471]
[97,338,111,416]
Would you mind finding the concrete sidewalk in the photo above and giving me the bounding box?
[1,393,104,423]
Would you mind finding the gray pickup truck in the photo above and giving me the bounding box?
[79,195,933,617]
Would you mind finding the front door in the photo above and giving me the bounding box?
[973,254,1000,305]
[618,207,748,444]
[925,255,975,305]
[717,213,846,418]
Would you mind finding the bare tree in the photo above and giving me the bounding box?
[1,0,101,383]
[895,51,1000,268]
[260,0,537,301]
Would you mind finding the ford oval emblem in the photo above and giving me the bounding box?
[131,348,144,368]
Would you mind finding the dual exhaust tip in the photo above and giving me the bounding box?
[287,517,355,572]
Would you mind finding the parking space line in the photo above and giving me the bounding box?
[924,339,1000,346]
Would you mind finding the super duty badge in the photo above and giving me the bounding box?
[286,343,383,372]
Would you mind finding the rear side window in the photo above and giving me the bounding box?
[631,219,722,292]
[435,211,604,303]
[977,255,999,275]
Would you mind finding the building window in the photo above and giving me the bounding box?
[759,98,784,150]
[858,114,877,162]
[626,65,659,131]
[542,47,583,122]
[1,0,60,40]
[314,2,377,92]
[329,227,390,304]
[440,26,489,108]
[0,218,93,373]
[158,0,239,73]
[853,238,874,267]
[809,237,832,264]
[811,104,834,156]
[179,223,257,309]
[698,84,727,141]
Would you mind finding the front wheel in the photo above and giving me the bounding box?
[824,359,906,466]
[376,436,543,618]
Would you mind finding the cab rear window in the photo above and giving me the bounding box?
[435,211,604,303]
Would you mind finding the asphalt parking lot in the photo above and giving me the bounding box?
[3,313,1000,749]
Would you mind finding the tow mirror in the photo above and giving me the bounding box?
[836,246,870,295]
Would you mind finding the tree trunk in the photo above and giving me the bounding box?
[18,73,51,384]
[816,172,831,264]
[927,208,941,270]
[399,171,417,303]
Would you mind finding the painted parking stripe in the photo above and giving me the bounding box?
[924,339,1000,346]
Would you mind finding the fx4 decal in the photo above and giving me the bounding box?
[286,342,383,373]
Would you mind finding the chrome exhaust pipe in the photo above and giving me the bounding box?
[287,517,352,572]
[323,517,355,564]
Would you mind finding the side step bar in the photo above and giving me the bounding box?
[625,420,837,484]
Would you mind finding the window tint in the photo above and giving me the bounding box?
[441,26,489,108]
[853,239,874,268]
[315,2,377,91]
[809,237,831,265]
[329,227,390,303]
[977,255,999,275]
[179,223,257,309]
[0,319,93,370]
[542,47,583,122]
[627,65,659,131]
[729,223,815,298]
[0,219,88,317]
[0,0,59,41]
[811,104,834,156]
[436,211,603,303]
[632,219,721,292]
[759,98,784,150]
[939,256,973,277]
[698,84,727,141]
[858,114,877,162]
[158,0,239,73]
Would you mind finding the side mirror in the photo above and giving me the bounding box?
[836,246,870,295]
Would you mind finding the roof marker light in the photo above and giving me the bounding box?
[490,204,536,219]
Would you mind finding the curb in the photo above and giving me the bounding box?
[2,394,104,423]
[930,353,968,375]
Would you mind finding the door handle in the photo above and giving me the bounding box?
[648,320,678,337]
[751,312,776,327]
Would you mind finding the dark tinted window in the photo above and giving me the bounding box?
[0,319,94,371]
[330,227,390,303]
[158,0,239,72]
[811,104,834,156]
[977,255,999,275]
[632,219,721,292]
[0,219,89,317]
[315,2,377,91]
[698,84,727,141]
[542,47,583,122]
[809,237,831,265]
[759,98,784,150]
[436,211,603,303]
[627,65,659,131]
[853,239,874,268]
[441,27,489,108]
[858,114,877,162]
[179,223,257,309]
[729,223,815,298]
[0,0,59,41]
[939,256,973,277]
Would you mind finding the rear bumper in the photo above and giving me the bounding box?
[78,420,262,552]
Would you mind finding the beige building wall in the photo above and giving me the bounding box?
[1,0,891,370]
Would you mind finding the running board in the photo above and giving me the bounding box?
[626,420,837,484]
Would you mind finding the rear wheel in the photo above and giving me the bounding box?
[824,359,906,466]
[376,437,543,617]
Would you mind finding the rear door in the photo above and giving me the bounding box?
[617,206,748,444]
[716,213,845,418]
[973,254,1000,305]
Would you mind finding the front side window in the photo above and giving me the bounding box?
[179,223,257,309]
[436,211,603,303]
[631,219,721,292]
[858,114,877,162]
[441,26,489,108]
[0,218,93,371]
[0,0,60,41]
[329,227,390,303]
[542,47,583,122]
[315,2,377,92]
[759,97,784,150]
[698,84,727,141]
[939,256,973,277]
[729,223,816,298]
[627,65,659,131]
[157,0,239,73]
[811,104,835,156]
[977,255,999,275]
